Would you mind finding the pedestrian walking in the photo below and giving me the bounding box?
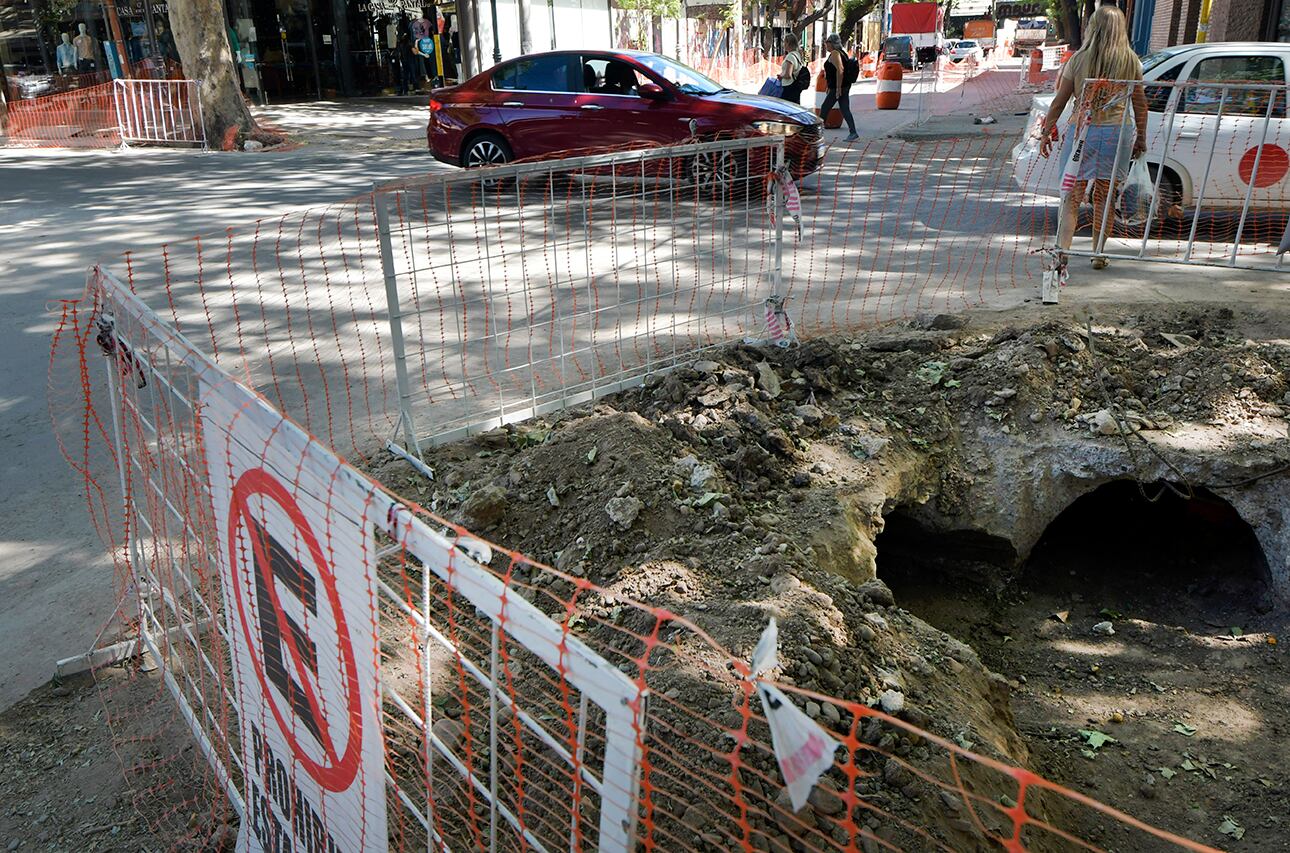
[1039,5,1146,270]
[820,34,859,141]
[778,34,809,105]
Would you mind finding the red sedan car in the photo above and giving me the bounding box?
[427,50,824,180]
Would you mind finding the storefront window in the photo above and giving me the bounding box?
[2,0,459,102]
[2,0,176,100]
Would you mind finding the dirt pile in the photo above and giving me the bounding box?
[373,303,1289,849]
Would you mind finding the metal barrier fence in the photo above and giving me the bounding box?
[4,80,118,147]
[373,136,786,451]
[114,79,207,149]
[4,77,204,149]
[1013,77,1290,270]
[51,136,1236,851]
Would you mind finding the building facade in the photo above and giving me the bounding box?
[1,0,613,103]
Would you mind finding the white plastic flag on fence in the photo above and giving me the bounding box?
[751,619,842,812]
[201,375,387,852]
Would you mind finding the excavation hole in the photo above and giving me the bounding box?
[1022,479,1271,629]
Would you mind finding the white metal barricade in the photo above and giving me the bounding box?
[113,79,207,149]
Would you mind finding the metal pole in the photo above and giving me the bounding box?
[422,560,436,852]
[1182,83,1227,262]
[488,623,500,853]
[1229,90,1276,266]
[1093,84,1135,258]
[374,189,423,454]
[97,297,149,660]
[1137,78,1187,258]
[489,0,501,63]
[772,142,785,300]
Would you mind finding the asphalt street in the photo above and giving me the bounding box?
[0,143,451,710]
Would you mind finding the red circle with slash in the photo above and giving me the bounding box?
[228,467,363,792]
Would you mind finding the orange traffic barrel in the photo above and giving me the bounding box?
[862,52,877,78]
[876,61,903,110]
[1028,48,1044,84]
[815,67,842,128]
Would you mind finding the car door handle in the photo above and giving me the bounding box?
[580,104,604,110]
[502,101,523,107]
[1177,130,1201,139]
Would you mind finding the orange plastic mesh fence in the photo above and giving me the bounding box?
[48,133,1259,851]
[6,80,120,148]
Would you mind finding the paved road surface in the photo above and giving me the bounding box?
[0,143,450,710]
[2,100,1281,713]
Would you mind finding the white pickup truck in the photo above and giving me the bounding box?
[1013,41,1290,211]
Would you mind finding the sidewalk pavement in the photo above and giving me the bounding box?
[254,99,431,151]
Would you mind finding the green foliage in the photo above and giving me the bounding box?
[838,0,880,40]
[618,0,683,19]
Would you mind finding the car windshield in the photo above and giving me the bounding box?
[633,54,726,95]
[958,41,976,48]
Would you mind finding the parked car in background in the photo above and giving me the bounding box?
[947,40,983,62]
[426,50,825,187]
[881,36,918,70]
[1013,41,1290,211]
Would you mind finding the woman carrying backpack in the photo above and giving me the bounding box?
[821,34,859,141]
[778,34,809,104]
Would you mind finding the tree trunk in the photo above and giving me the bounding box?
[839,0,880,45]
[517,0,533,54]
[1062,0,1083,48]
[167,0,254,145]
[459,0,478,77]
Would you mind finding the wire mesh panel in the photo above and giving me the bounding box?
[84,265,646,852]
[1013,77,1290,270]
[372,137,786,448]
[48,135,1251,852]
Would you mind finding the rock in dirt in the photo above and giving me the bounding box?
[605,496,644,530]
[461,485,508,527]
[690,464,716,491]
[1090,410,1119,436]
[693,360,720,374]
[754,362,782,398]
[851,435,889,459]
[795,404,825,425]
[883,757,914,788]
[1091,621,1116,636]
[879,689,906,714]
[243,139,264,152]
[857,579,895,608]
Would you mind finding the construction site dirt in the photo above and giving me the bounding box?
[4,300,1288,851]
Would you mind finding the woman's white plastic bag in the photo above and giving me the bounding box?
[1117,157,1155,228]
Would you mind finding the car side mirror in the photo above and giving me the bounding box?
[638,83,667,101]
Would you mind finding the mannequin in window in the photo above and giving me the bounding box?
[73,23,97,72]
[56,32,77,72]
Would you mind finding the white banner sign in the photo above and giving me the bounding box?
[201,375,387,853]
[950,0,993,16]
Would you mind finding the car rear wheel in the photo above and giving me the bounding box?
[464,132,512,169]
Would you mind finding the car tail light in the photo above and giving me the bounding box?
[429,99,444,112]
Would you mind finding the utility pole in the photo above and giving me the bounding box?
[489,0,501,63]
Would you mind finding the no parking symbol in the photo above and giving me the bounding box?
[201,378,386,852]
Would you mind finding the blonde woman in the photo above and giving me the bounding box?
[778,33,808,104]
[1039,6,1147,269]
